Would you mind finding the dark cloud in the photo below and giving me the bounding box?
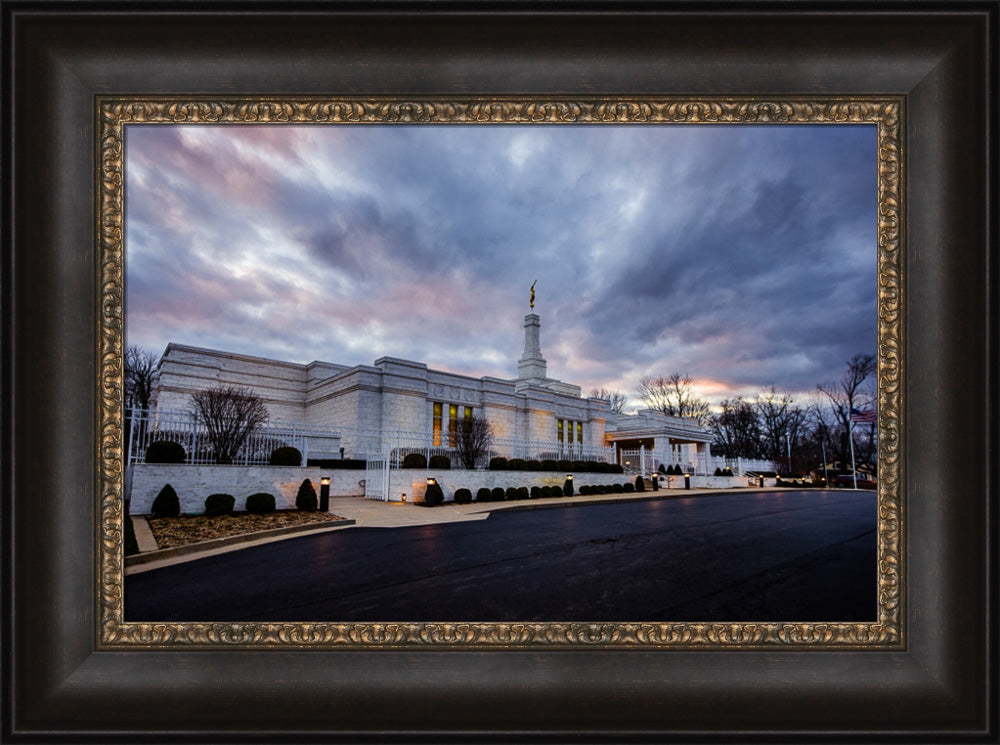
[126,123,877,403]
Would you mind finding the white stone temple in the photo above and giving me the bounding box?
[146,304,713,465]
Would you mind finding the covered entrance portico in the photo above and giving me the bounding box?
[604,409,713,475]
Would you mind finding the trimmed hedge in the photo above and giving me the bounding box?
[269,446,302,466]
[506,486,519,501]
[489,457,508,470]
[296,479,318,511]
[476,487,492,503]
[245,492,276,514]
[151,484,180,517]
[145,440,186,464]
[540,459,558,471]
[454,488,473,504]
[517,487,529,500]
[524,459,542,471]
[124,515,139,556]
[507,458,527,471]
[557,459,573,472]
[623,483,635,493]
[401,453,426,469]
[204,493,235,516]
[635,476,646,492]
[428,454,451,470]
[491,487,506,502]
[423,481,444,506]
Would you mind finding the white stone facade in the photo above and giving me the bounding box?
[147,310,712,465]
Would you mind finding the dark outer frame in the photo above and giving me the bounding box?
[3,2,995,742]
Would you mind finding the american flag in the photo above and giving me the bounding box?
[851,407,876,424]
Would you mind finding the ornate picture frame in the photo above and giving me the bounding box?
[100,96,903,649]
[5,3,993,741]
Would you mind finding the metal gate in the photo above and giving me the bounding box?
[364,457,390,501]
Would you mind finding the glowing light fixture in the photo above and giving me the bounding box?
[319,476,330,511]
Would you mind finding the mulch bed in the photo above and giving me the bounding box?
[146,510,347,549]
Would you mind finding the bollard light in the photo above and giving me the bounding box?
[684,473,691,490]
[319,476,330,512]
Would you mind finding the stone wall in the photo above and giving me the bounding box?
[129,464,366,515]
[394,469,660,503]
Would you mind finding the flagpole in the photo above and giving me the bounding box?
[848,416,858,489]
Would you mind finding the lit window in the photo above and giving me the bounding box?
[557,419,564,442]
[432,403,442,446]
[576,421,583,444]
[449,404,458,446]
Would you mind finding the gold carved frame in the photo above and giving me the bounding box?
[97,97,903,649]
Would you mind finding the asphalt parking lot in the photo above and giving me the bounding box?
[125,489,877,623]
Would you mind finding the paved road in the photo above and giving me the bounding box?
[125,490,877,623]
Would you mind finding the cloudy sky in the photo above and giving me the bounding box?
[125,123,877,410]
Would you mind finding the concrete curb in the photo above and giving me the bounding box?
[125,518,355,568]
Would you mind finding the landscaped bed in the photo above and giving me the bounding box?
[146,510,347,549]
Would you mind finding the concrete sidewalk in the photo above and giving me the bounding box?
[125,487,761,574]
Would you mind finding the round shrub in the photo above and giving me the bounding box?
[563,478,574,496]
[402,453,426,469]
[598,462,615,474]
[714,467,723,476]
[572,460,588,472]
[530,486,541,499]
[557,459,573,472]
[151,484,180,517]
[476,487,492,503]
[423,481,444,506]
[245,492,276,514]
[506,487,519,501]
[296,479,318,511]
[489,457,508,470]
[635,476,646,492]
[269,446,302,466]
[658,463,668,475]
[204,493,235,516]
[491,487,506,502]
[517,487,529,500]
[428,454,451,470]
[145,439,186,464]
[454,488,473,504]
[507,458,527,471]
[540,459,558,471]
[611,483,623,493]
[623,483,635,493]
[524,459,541,471]
[124,515,139,556]
[585,461,601,472]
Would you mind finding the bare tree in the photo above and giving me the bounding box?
[710,396,761,459]
[190,386,269,464]
[589,387,628,415]
[636,373,711,426]
[454,416,494,470]
[817,353,877,472]
[124,345,158,411]
[753,386,806,468]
